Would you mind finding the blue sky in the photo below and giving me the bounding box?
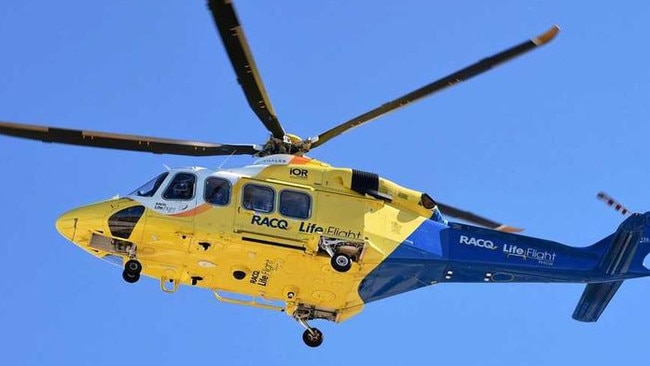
[1,0,650,364]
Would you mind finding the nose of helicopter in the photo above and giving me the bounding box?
[56,198,145,246]
[55,202,113,243]
[55,209,78,241]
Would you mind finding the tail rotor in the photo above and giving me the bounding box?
[596,192,632,216]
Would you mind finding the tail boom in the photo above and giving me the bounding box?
[358,213,650,321]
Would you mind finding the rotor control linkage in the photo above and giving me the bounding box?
[122,259,142,284]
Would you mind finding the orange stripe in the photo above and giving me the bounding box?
[290,156,311,165]
[171,203,211,217]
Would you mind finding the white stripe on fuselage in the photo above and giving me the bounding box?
[127,154,308,215]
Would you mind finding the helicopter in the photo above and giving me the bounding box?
[2,0,650,348]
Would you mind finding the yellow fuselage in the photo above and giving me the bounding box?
[55,155,434,322]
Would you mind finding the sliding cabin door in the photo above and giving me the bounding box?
[234,178,315,250]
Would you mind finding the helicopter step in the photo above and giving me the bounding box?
[318,237,366,273]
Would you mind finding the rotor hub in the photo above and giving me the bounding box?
[259,134,313,156]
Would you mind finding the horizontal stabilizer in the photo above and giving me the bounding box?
[572,281,623,322]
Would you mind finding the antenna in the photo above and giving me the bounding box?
[218,150,237,170]
[162,164,171,171]
[596,192,632,216]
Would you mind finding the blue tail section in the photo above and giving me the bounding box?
[572,212,650,322]
[358,211,650,316]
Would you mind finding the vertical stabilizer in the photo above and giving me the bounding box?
[572,213,648,322]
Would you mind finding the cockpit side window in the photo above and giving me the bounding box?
[205,177,231,206]
[163,173,196,200]
[130,172,169,197]
[242,184,274,213]
[279,190,311,219]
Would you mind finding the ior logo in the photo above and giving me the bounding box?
[459,235,498,250]
[251,215,289,230]
[290,168,308,178]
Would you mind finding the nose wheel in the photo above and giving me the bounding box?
[122,259,142,283]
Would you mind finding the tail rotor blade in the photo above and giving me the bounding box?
[596,192,632,216]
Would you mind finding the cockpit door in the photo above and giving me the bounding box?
[142,172,198,250]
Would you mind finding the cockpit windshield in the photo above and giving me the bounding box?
[129,172,169,197]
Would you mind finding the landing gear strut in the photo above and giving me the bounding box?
[296,318,324,348]
[293,305,336,348]
[122,259,142,283]
[319,237,364,273]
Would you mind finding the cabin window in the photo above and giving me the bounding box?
[279,190,311,219]
[205,177,231,206]
[130,172,169,197]
[242,184,274,213]
[163,173,196,200]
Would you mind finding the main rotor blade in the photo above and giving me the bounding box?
[310,25,560,149]
[437,202,522,233]
[0,121,261,156]
[208,0,285,139]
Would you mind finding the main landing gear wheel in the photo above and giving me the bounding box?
[331,253,352,272]
[302,328,324,348]
[122,259,142,284]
